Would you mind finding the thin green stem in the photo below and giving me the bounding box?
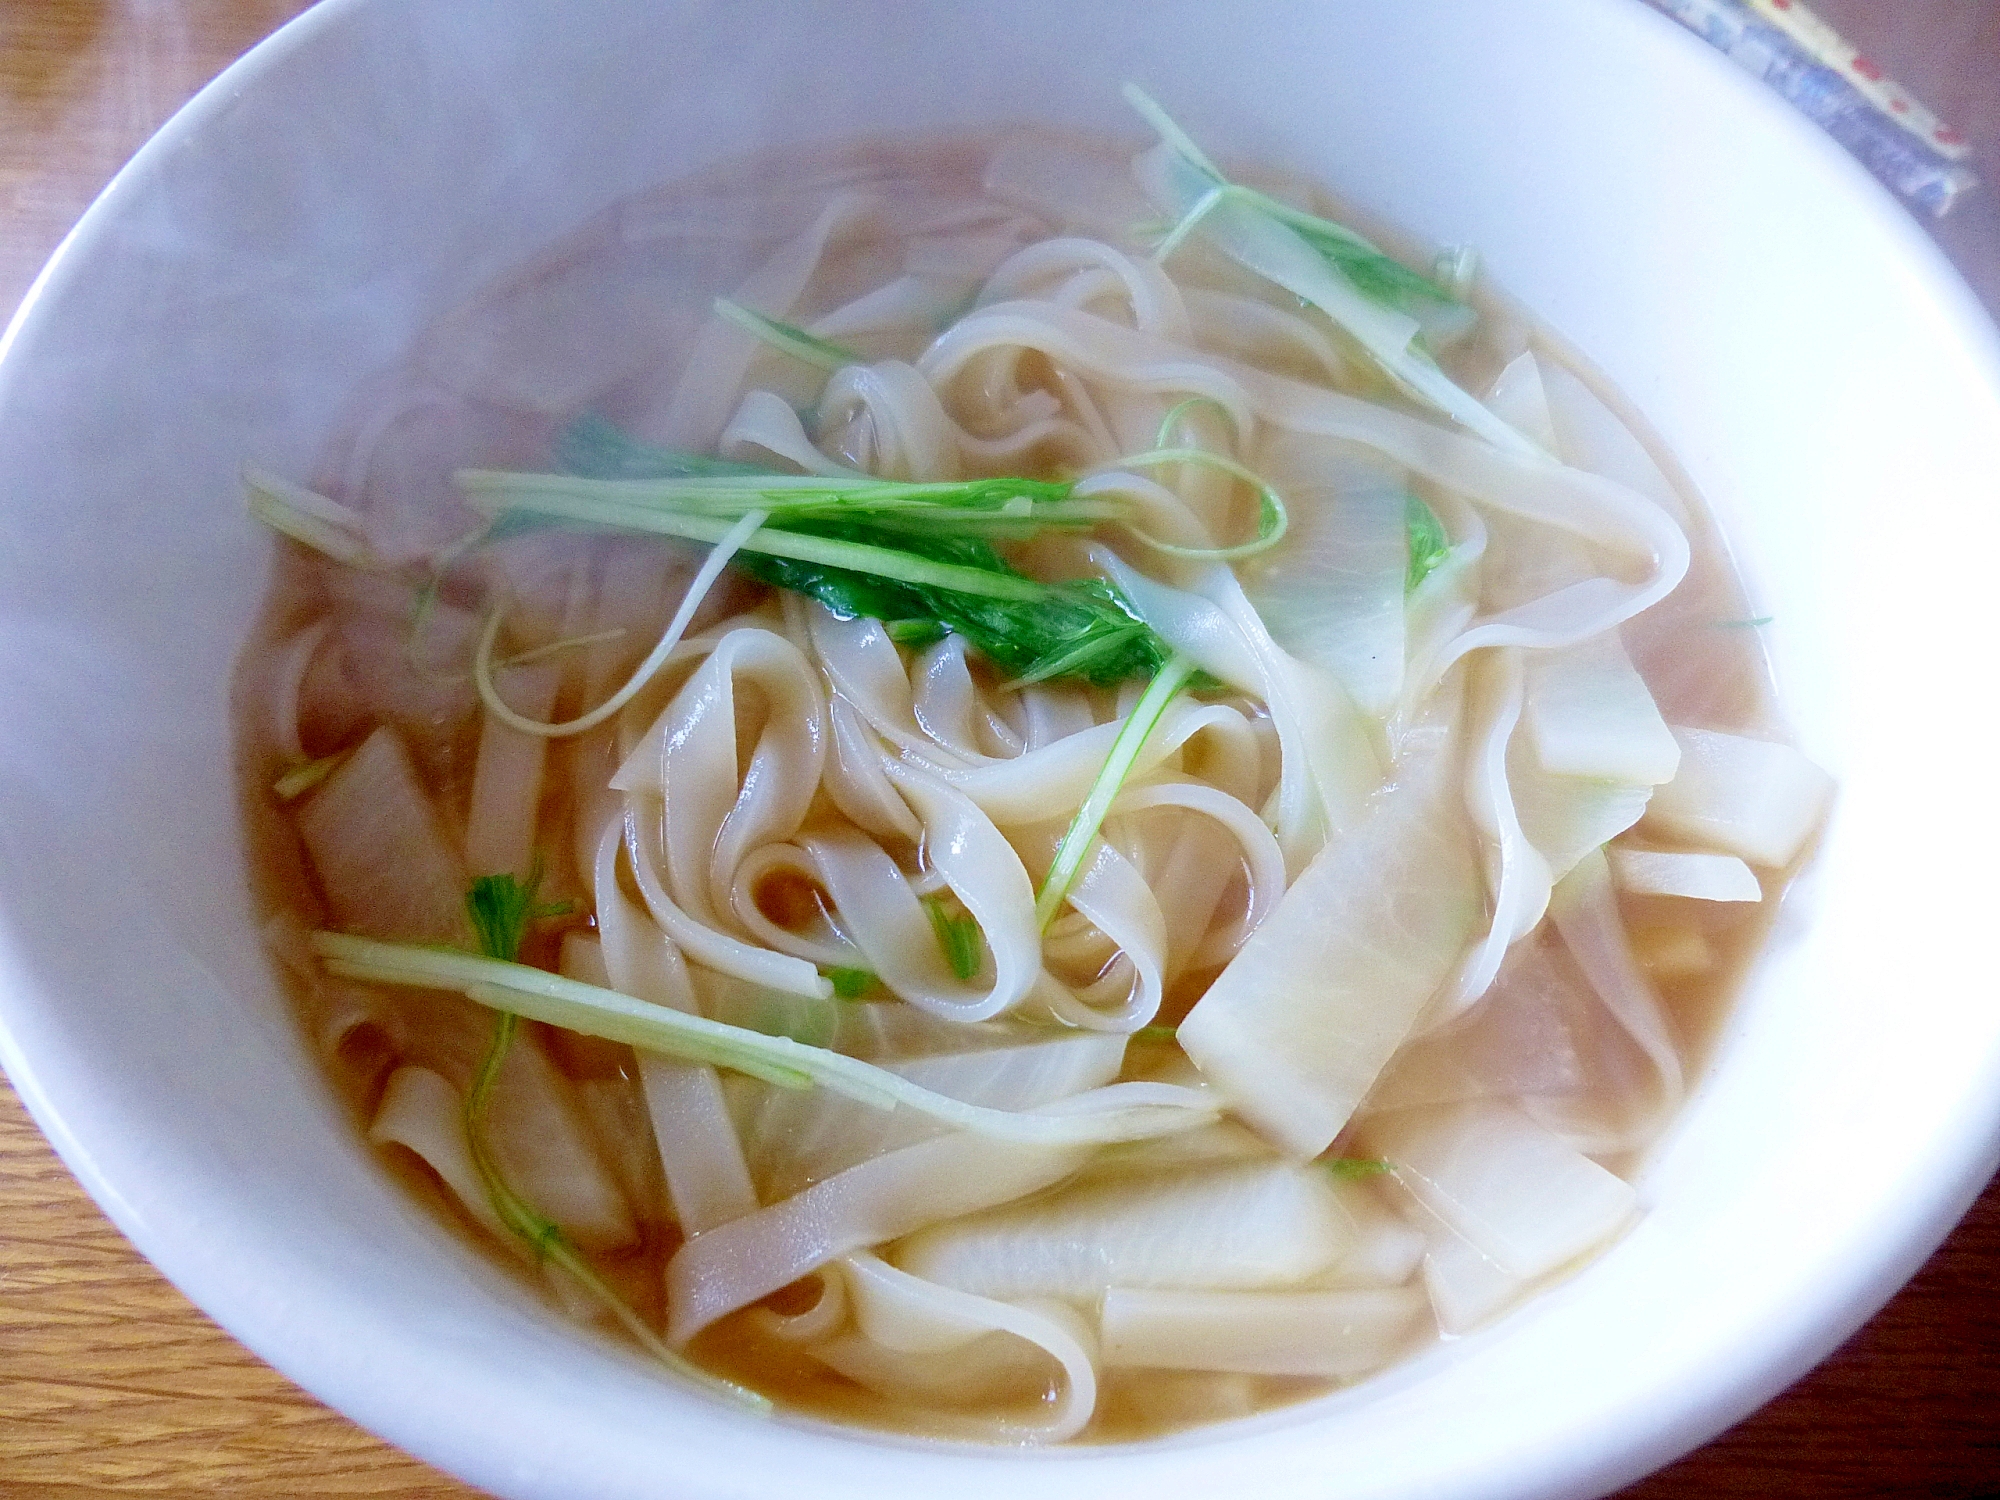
[1035,653,1199,931]
[309,932,1214,1146]
[456,479,1052,603]
[713,297,864,373]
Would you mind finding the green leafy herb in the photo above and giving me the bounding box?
[466,870,545,966]
[885,618,948,648]
[1324,1156,1393,1180]
[825,966,878,1000]
[1405,494,1451,594]
[1036,653,1200,929]
[732,520,1172,688]
[922,895,985,982]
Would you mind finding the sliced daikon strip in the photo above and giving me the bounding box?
[1521,629,1678,786]
[1241,435,1409,721]
[1418,1218,1530,1335]
[1100,1285,1424,1378]
[1313,1184,1429,1289]
[734,1031,1125,1201]
[297,726,470,946]
[1361,1100,1635,1281]
[464,662,560,880]
[1177,716,1480,1157]
[1609,848,1762,902]
[893,1160,1351,1301]
[1642,727,1834,866]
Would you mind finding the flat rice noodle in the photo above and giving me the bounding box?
[891,1160,1351,1301]
[369,1033,638,1253]
[1540,355,1692,528]
[920,303,1689,665]
[297,725,471,946]
[822,698,923,842]
[1035,837,1169,1032]
[807,1252,1099,1442]
[1445,647,1553,1015]
[1360,1099,1635,1283]
[611,628,832,999]
[663,1133,1086,1347]
[1097,553,1378,875]
[875,761,1044,1017]
[816,360,964,482]
[916,698,1261,826]
[574,833,759,1236]
[1099,1285,1425,1379]
[719,389,859,477]
[370,1066,507,1240]
[1177,702,1481,1158]
[1641,726,1833,867]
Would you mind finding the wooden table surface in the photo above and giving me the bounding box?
[2,3,1996,1495]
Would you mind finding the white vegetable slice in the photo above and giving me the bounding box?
[1360,1100,1635,1282]
[1241,434,1410,721]
[464,661,560,880]
[1100,1285,1425,1378]
[1521,629,1678,786]
[297,726,470,946]
[1313,1184,1429,1289]
[734,1031,1126,1201]
[893,1160,1352,1301]
[1608,848,1762,903]
[1177,713,1480,1157]
[1642,726,1834,867]
[1417,1218,1530,1335]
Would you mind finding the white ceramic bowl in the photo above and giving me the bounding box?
[3,1,1998,1495]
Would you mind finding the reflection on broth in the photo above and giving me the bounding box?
[233,92,1829,1442]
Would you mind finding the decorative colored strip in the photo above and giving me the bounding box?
[1742,0,1969,159]
[1642,0,1978,218]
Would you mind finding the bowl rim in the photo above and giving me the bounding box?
[3,1,2000,1497]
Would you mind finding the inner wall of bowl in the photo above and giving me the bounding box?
[1,1,1997,1498]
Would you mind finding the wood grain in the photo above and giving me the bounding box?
[1,2,1996,1496]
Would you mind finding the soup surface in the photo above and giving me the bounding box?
[235,105,1829,1443]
